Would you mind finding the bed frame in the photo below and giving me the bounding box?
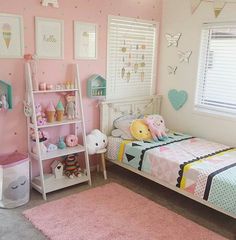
[100,95,235,219]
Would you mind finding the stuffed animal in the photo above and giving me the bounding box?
[65,135,78,147]
[86,129,107,155]
[144,115,168,141]
[30,129,49,142]
[63,154,81,178]
[65,94,75,120]
[130,119,152,141]
[35,103,46,126]
[58,137,66,149]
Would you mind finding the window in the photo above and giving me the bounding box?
[106,16,158,100]
[195,22,236,116]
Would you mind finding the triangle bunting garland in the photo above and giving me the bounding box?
[190,0,234,17]
[213,0,226,17]
[190,0,203,14]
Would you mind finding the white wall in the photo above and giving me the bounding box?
[158,0,236,146]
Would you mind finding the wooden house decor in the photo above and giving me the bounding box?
[51,160,64,179]
[87,74,106,98]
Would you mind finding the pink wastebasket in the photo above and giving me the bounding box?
[0,152,30,208]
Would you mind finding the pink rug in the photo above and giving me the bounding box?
[23,183,227,240]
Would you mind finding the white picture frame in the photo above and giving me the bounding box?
[35,17,64,59]
[74,21,97,60]
[0,13,24,58]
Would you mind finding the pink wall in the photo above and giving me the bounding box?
[0,0,162,155]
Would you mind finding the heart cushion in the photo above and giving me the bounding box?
[168,89,188,110]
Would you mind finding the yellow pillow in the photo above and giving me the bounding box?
[130,119,152,141]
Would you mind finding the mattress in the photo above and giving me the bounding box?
[106,132,236,217]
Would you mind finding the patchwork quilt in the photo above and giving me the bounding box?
[117,132,236,216]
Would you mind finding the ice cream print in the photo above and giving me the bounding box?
[2,23,11,48]
[0,14,24,58]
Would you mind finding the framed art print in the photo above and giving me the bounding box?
[35,17,64,59]
[0,13,24,58]
[74,21,97,60]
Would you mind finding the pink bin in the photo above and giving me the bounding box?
[0,152,30,208]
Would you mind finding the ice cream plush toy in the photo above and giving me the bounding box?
[46,102,55,123]
[144,114,168,141]
[56,100,64,121]
[86,129,108,155]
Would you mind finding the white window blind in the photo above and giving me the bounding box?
[195,22,236,115]
[106,16,158,100]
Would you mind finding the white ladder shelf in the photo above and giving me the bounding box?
[25,63,91,200]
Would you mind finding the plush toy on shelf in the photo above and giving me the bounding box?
[30,129,49,142]
[65,94,75,119]
[35,103,46,126]
[144,115,168,141]
[58,136,67,149]
[63,154,81,178]
[86,129,108,155]
[30,129,49,154]
[65,134,78,147]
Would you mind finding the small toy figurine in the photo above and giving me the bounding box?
[58,137,66,149]
[65,94,76,119]
[63,154,81,178]
[30,129,49,142]
[0,98,2,111]
[35,103,46,126]
[47,143,58,152]
[1,95,9,110]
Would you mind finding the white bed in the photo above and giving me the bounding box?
[99,95,236,219]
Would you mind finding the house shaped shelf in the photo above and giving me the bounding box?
[87,74,106,98]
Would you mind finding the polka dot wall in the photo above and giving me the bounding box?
[0,0,162,157]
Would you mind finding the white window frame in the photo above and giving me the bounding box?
[195,22,236,119]
[106,15,158,100]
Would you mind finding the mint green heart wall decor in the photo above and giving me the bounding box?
[168,89,188,110]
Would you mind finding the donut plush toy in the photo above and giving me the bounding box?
[65,134,78,147]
